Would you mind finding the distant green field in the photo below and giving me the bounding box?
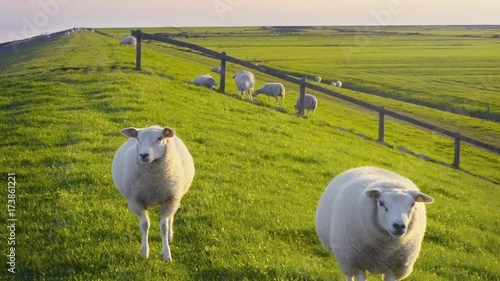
[103,25,500,122]
[102,26,500,179]
[102,25,500,146]
[0,30,498,280]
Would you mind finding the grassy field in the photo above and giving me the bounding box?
[102,26,500,183]
[0,30,498,280]
[103,25,500,147]
[104,25,500,122]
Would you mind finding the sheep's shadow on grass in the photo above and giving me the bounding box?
[222,92,244,100]
[185,81,218,90]
[158,73,174,79]
[219,91,291,114]
[252,99,289,113]
[269,227,331,259]
[195,265,270,280]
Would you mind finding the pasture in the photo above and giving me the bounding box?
[105,25,500,121]
[0,28,498,280]
[105,25,500,182]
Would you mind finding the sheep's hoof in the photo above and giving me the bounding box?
[141,246,149,259]
[163,253,172,261]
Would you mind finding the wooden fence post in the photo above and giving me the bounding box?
[220,52,226,93]
[135,29,142,71]
[453,133,461,168]
[379,106,385,142]
[298,77,306,115]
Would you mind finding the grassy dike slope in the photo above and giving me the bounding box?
[0,32,498,280]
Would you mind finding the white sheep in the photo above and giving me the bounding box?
[253,83,285,105]
[112,125,195,261]
[233,70,256,102]
[330,81,337,87]
[120,36,137,48]
[194,74,218,89]
[315,166,434,281]
[294,93,317,115]
[314,76,322,82]
[211,66,221,74]
[336,81,342,88]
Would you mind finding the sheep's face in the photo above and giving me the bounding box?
[121,126,175,163]
[365,189,434,238]
[209,78,218,87]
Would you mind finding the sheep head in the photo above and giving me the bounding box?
[365,188,434,238]
[120,126,175,163]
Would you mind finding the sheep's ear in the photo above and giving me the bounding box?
[163,127,175,139]
[410,191,434,204]
[365,188,382,199]
[120,127,139,138]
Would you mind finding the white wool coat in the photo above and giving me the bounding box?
[315,166,432,279]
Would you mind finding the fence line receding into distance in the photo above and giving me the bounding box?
[130,29,499,170]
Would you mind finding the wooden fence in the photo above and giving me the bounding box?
[130,29,499,169]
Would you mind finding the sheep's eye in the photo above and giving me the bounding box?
[156,137,163,143]
[379,201,385,207]
[379,201,388,212]
[408,203,415,212]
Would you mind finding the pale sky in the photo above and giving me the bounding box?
[1,0,500,43]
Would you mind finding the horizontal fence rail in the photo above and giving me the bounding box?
[131,30,499,169]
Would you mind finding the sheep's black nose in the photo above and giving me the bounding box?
[140,153,149,162]
[393,223,406,231]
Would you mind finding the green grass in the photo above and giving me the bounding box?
[0,30,498,280]
[104,26,500,146]
[107,25,500,123]
[120,28,500,183]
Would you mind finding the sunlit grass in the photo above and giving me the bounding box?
[0,30,498,280]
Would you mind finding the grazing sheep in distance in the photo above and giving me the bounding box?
[112,125,195,261]
[194,74,218,89]
[315,166,434,281]
[211,66,221,74]
[330,81,337,87]
[253,83,285,105]
[314,76,321,82]
[120,36,137,48]
[233,70,256,102]
[294,93,318,115]
[336,81,342,88]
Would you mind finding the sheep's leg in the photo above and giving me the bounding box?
[160,200,180,261]
[383,274,397,281]
[247,90,253,102]
[159,216,171,261]
[168,216,174,242]
[355,270,367,281]
[128,201,149,259]
[139,214,150,258]
[344,270,366,281]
